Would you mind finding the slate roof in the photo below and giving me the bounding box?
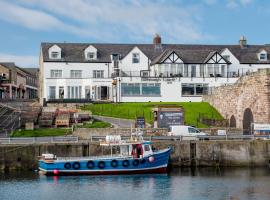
[41,42,270,64]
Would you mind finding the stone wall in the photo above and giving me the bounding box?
[73,128,168,139]
[203,69,270,130]
[1,140,270,171]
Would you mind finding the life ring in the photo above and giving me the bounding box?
[98,161,105,169]
[64,162,71,169]
[140,158,146,164]
[72,162,80,170]
[86,160,95,169]
[132,159,139,166]
[122,160,130,167]
[111,160,118,168]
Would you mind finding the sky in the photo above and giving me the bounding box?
[0,0,269,67]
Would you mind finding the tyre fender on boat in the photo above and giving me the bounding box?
[64,162,71,169]
[86,160,95,169]
[140,158,146,164]
[111,160,118,168]
[122,160,130,167]
[72,162,80,170]
[98,161,105,169]
[132,159,139,166]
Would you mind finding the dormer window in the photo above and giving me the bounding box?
[48,45,61,59]
[85,45,97,60]
[87,52,95,60]
[51,52,60,59]
[258,50,267,61]
[259,53,267,61]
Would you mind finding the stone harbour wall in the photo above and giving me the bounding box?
[1,140,270,171]
[203,69,270,129]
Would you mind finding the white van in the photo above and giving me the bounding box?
[168,125,207,137]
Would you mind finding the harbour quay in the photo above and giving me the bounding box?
[1,140,270,171]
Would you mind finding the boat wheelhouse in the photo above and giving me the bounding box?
[38,135,171,175]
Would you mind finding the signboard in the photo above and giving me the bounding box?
[156,107,184,128]
[135,117,145,128]
[253,123,270,131]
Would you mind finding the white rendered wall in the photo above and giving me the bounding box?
[119,46,150,75]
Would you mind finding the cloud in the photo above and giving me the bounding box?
[0,53,38,67]
[226,0,253,9]
[2,0,213,43]
[0,1,95,38]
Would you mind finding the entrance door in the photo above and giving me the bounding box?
[101,86,108,100]
[243,108,253,135]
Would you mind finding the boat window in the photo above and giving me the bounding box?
[144,145,150,151]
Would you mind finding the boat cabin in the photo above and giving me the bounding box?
[101,135,153,158]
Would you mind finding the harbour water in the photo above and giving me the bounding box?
[0,168,270,200]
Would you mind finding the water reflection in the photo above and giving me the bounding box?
[0,168,269,200]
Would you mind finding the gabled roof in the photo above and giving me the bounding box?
[41,43,270,64]
[203,51,230,64]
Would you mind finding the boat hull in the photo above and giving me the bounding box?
[39,148,171,176]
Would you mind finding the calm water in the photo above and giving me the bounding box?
[0,168,270,200]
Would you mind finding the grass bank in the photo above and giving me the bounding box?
[12,128,71,137]
[77,119,111,128]
[81,102,223,128]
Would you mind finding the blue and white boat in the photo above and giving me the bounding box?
[39,135,171,175]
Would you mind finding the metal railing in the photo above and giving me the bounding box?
[0,136,79,144]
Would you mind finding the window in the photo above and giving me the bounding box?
[141,83,160,96]
[223,55,230,62]
[184,64,189,77]
[259,53,267,61]
[121,83,140,96]
[144,145,150,151]
[182,83,209,96]
[48,86,56,99]
[50,70,62,78]
[70,70,82,78]
[121,83,161,97]
[67,86,82,98]
[207,64,214,77]
[51,52,60,59]
[93,70,104,78]
[132,53,140,63]
[140,71,149,77]
[87,52,95,60]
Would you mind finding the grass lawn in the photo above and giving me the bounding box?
[81,102,223,128]
[12,128,71,137]
[77,119,111,128]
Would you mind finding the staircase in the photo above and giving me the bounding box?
[0,104,20,137]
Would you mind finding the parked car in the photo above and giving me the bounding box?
[168,125,207,137]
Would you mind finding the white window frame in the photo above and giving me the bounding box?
[51,52,60,59]
[50,70,62,78]
[70,70,82,78]
[132,53,140,63]
[259,53,267,61]
[93,70,104,78]
[87,52,95,60]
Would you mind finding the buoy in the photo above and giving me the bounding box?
[149,156,155,162]
[53,169,59,175]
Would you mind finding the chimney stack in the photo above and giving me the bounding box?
[153,34,162,50]
[239,36,247,48]
[153,33,161,45]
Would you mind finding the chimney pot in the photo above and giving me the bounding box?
[239,36,247,48]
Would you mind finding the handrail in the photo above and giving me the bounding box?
[0,136,79,144]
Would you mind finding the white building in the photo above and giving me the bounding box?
[39,35,270,104]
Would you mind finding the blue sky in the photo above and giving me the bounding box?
[0,0,269,67]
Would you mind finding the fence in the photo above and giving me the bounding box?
[0,136,79,144]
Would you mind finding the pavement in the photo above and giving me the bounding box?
[93,115,135,128]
